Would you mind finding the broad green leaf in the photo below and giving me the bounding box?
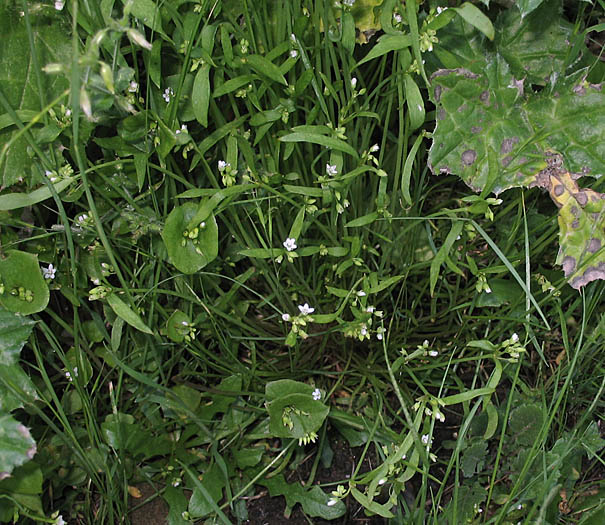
[0,6,70,187]
[356,34,412,67]
[165,310,191,343]
[260,474,346,520]
[279,132,359,159]
[460,440,488,477]
[508,404,543,446]
[0,251,49,315]
[164,486,189,525]
[0,364,38,411]
[266,379,315,401]
[350,487,394,518]
[496,3,577,85]
[127,0,163,33]
[188,463,225,518]
[0,414,36,479]
[453,2,494,41]
[246,54,287,85]
[0,461,42,495]
[0,178,74,211]
[0,307,34,367]
[162,202,219,274]
[106,294,153,335]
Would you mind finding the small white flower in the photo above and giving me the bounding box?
[516,504,523,510]
[55,515,66,525]
[218,160,228,171]
[485,287,492,294]
[393,13,402,24]
[283,237,297,252]
[343,0,355,6]
[54,0,65,10]
[163,87,174,102]
[360,325,368,336]
[356,290,366,297]
[421,434,430,445]
[370,143,380,153]
[282,313,291,322]
[326,163,338,176]
[290,49,298,58]
[511,333,519,343]
[327,498,338,507]
[377,333,383,340]
[378,478,386,485]
[436,6,446,14]
[77,213,88,224]
[298,303,315,315]
[128,81,138,93]
[351,77,357,88]
[312,388,321,400]
[366,306,375,313]
[175,124,188,134]
[423,339,429,346]
[42,264,57,280]
[428,350,438,357]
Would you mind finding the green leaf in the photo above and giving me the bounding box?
[0,364,38,411]
[0,414,36,479]
[0,178,74,211]
[0,251,49,315]
[430,221,463,296]
[0,307,35,367]
[213,74,257,98]
[509,404,544,447]
[461,440,488,477]
[516,0,545,17]
[356,33,412,67]
[279,132,359,159]
[162,203,219,274]
[0,461,42,495]
[453,2,494,41]
[128,0,163,33]
[260,474,346,520]
[192,65,211,127]
[404,74,425,132]
[0,6,71,187]
[165,310,191,343]
[350,487,394,518]
[246,54,287,85]
[266,379,315,400]
[106,294,153,335]
[188,463,226,518]
[345,212,378,228]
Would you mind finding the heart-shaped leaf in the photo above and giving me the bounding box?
[0,251,49,315]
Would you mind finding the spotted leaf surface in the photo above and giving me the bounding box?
[548,172,605,289]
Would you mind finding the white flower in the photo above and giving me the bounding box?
[283,237,297,251]
[370,143,380,153]
[65,367,78,382]
[326,163,338,176]
[327,498,338,507]
[366,306,375,313]
[428,350,438,357]
[282,313,291,322]
[360,325,368,336]
[290,49,298,58]
[163,87,174,102]
[55,515,66,525]
[351,77,357,88]
[77,213,88,224]
[393,13,402,24]
[511,333,519,343]
[356,290,366,297]
[377,333,383,340]
[312,388,321,400]
[175,124,188,134]
[42,264,57,280]
[421,434,430,445]
[436,6,447,15]
[128,81,138,93]
[343,0,355,6]
[54,0,65,10]
[485,287,492,294]
[298,303,315,315]
[378,478,386,485]
[218,160,228,171]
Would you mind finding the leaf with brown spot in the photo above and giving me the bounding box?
[551,173,605,289]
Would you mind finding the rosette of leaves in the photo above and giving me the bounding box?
[428,1,605,288]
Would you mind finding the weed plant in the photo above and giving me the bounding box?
[0,0,603,524]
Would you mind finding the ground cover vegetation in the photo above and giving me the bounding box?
[0,0,604,523]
